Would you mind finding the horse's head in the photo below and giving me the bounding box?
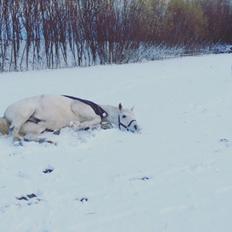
[117,103,140,133]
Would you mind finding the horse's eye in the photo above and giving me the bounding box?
[122,115,127,118]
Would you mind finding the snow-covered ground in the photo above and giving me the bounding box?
[0,54,232,232]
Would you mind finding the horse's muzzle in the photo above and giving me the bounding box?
[127,121,141,133]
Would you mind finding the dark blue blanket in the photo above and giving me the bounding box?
[62,95,108,119]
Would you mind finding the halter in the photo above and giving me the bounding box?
[118,115,136,131]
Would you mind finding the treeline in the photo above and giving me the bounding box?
[0,0,232,72]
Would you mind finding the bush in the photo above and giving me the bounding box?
[0,0,231,72]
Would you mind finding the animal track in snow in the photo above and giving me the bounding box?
[219,138,232,148]
[129,176,152,181]
[16,193,41,206]
[43,168,54,174]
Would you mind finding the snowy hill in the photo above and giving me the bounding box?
[0,54,232,232]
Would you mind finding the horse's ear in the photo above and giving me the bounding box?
[119,103,123,111]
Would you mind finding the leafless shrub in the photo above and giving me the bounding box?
[0,0,231,72]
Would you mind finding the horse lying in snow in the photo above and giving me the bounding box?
[0,95,139,144]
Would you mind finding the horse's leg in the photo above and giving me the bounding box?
[70,118,101,131]
[10,110,35,143]
[78,117,101,130]
[20,122,56,145]
[71,102,102,130]
[24,134,56,145]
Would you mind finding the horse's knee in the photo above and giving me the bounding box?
[20,122,46,136]
[10,119,29,139]
[12,126,22,138]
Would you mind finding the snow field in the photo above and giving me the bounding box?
[0,54,232,232]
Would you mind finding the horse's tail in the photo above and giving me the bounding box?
[0,117,10,135]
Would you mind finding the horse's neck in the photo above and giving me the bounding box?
[101,105,119,125]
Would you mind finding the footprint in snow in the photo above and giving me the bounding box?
[219,138,229,143]
[219,138,231,147]
[75,197,88,203]
[141,176,151,181]
[129,176,152,181]
[80,197,88,203]
[16,193,41,206]
[43,168,54,174]
[43,165,54,174]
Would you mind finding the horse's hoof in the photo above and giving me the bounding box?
[53,130,61,135]
[47,140,57,146]
[38,138,57,146]
[38,138,46,144]
[101,122,113,130]
[13,140,23,146]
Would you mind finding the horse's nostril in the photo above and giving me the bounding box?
[134,125,138,130]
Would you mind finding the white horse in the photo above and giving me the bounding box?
[0,95,139,144]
